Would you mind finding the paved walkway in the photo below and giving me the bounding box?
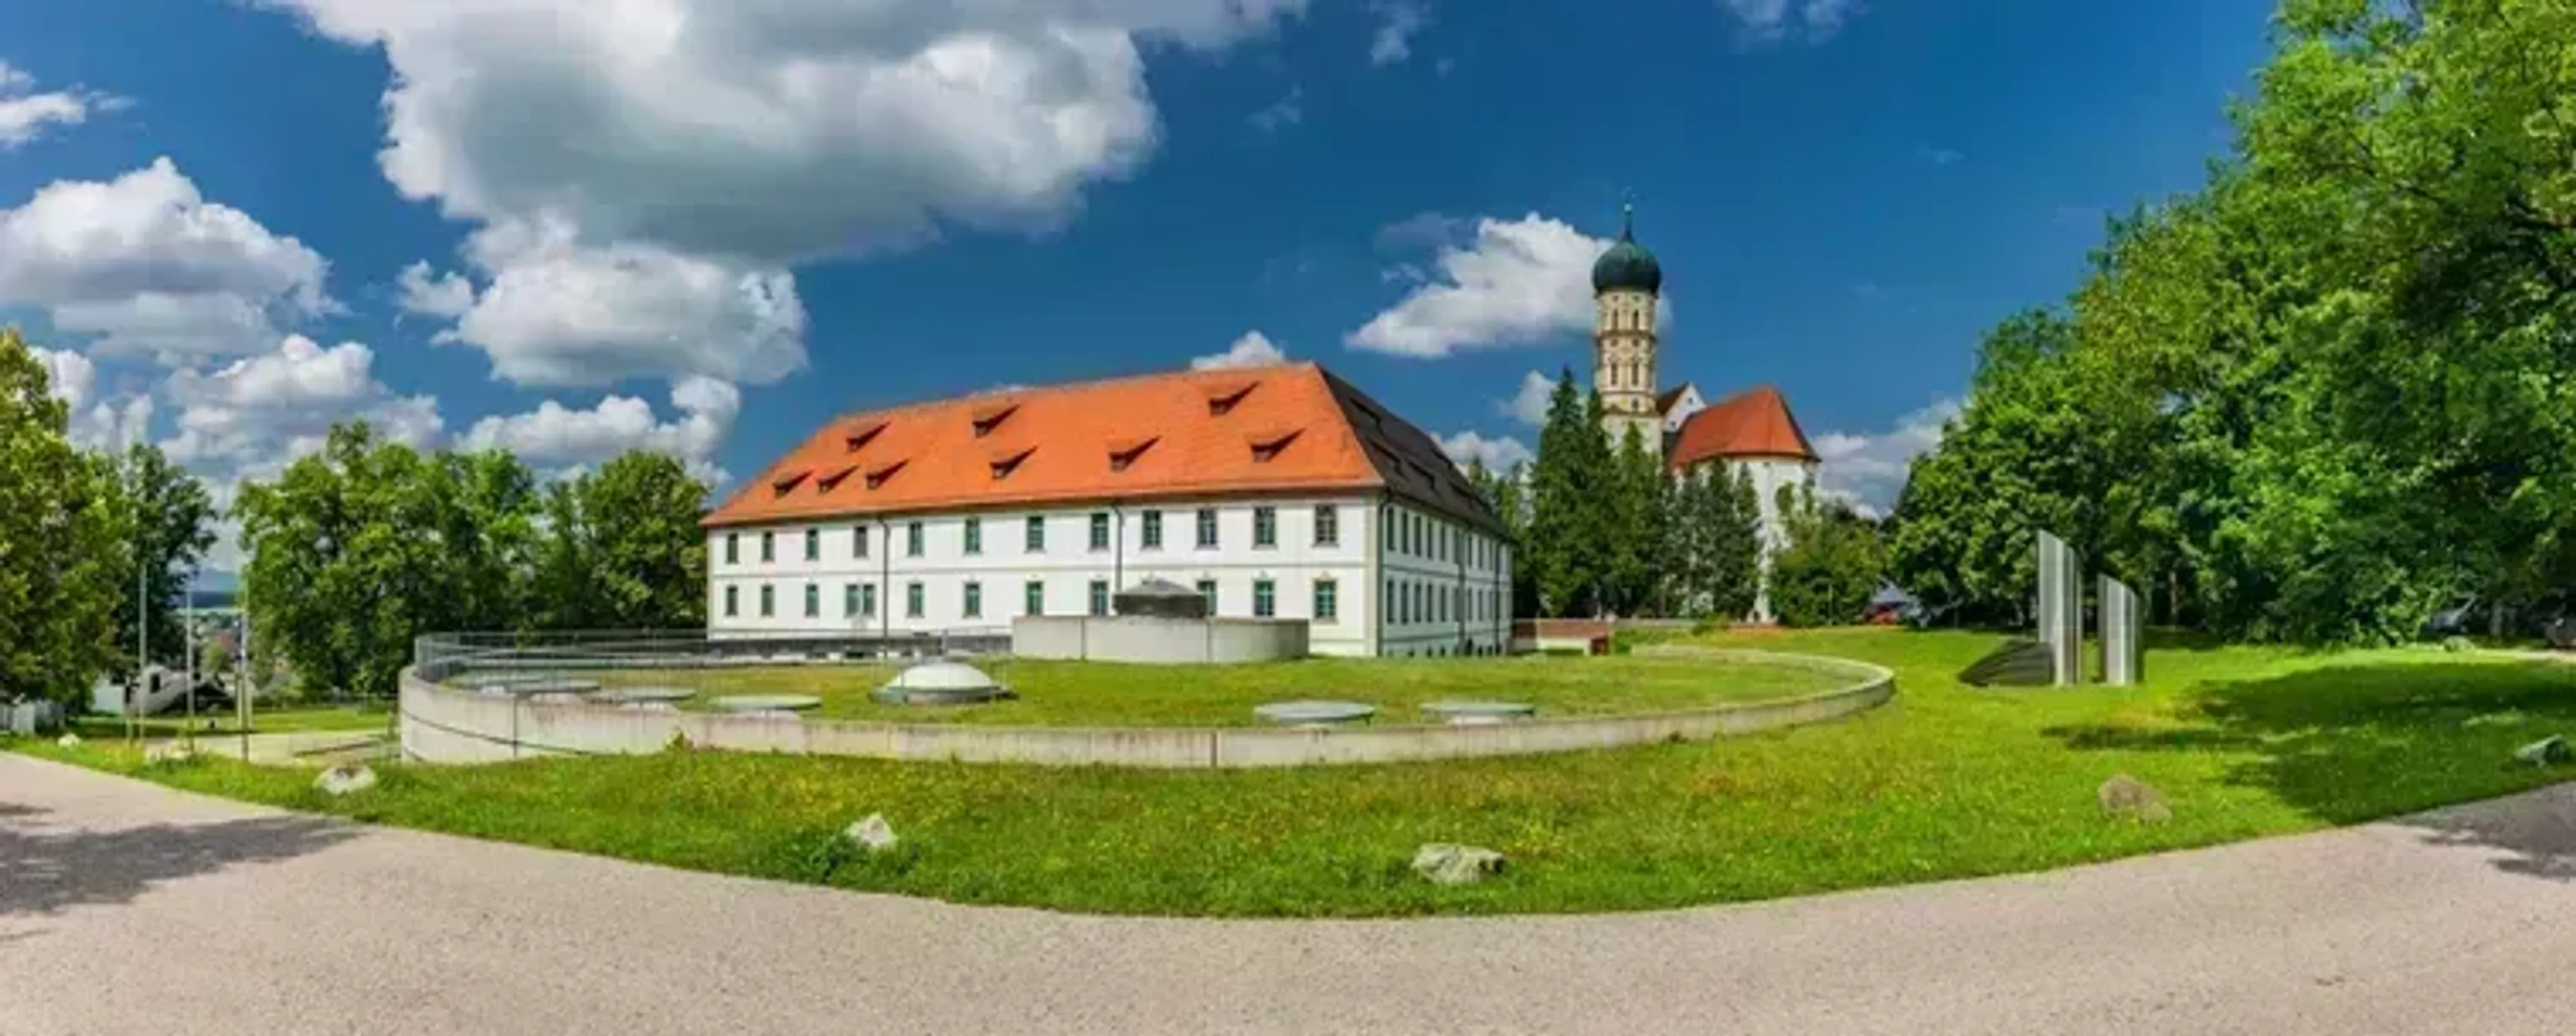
[4,752,2573,1036]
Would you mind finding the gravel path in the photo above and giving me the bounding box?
[5,752,2573,1035]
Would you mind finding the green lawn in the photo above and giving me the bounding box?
[18,629,2576,917]
[576,654,1843,726]
[66,702,392,740]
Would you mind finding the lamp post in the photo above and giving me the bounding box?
[127,452,146,744]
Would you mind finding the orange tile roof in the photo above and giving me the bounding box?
[704,362,1504,534]
[1667,384,1817,467]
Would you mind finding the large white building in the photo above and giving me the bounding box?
[1593,203,1823,622]
[703,364,1512,657]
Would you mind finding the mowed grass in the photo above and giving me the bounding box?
[19,629,2576,917]
[582,654,1842,726]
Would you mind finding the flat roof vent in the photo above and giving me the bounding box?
[1249,427,1302,463]
[971,402,1018,438]
[1205,381,1256,416]
[989,446,1036,481]
[844,420,888,453]
[1108,436,1159,473]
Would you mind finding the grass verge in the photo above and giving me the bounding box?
[16,629,2576,917]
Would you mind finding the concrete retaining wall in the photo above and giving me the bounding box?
[399,645,1892,768]
[1012,616,1309,664]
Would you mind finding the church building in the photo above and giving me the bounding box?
[1591,205,1821,622]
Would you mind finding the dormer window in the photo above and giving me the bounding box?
[769,469,810,496]
[1249,428,1301,463]
[971,402,1018,438]
[1205,381,1256,416]
[864,459,906,490]
[814,465,858,492]
[844,420,887,453]
[989,446,1035,481]
[1108,436,1159,473]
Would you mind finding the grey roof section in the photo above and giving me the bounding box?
[1316,366,1511,538]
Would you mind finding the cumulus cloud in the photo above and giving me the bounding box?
[1190,330,1288,370]
[0,62,120,148]
[1437,430,1534,472]
[395,260,475,319]
[1501,369,1556,426]
[460,376,741,482]
[1812,397,1960,518]
[258,0,1305,387]
[1368,1,1431,65]
[30,345,151,449]
[162,335,444,480]
[1717,0,1863,42]
[1347,213,1624,358]
[0,158,332,361]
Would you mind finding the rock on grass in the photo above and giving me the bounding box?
[1411,844,1507,886]
[2513,735,2571,768]
[845,813,900,854]
[315,764,378,797]
[2098,774,2172,824]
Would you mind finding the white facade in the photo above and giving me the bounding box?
[1595,285,1663,454]
[706,494,1511,658]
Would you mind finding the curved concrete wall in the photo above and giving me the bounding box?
[399,646,1892,769]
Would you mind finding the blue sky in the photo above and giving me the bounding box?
[0,0,2273,567]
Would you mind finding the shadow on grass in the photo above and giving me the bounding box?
[2047,660,2576,882]
[0,802,356,919]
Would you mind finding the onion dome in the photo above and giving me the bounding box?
[1590,200,1664,294]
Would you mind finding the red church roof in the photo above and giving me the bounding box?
[1668,385,1817,467]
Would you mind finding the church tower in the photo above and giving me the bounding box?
[1591,201,1664,454]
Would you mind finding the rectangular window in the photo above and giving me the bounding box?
[804,583,819,618]
[964,517,983,555]
[1381,507,1393,552]
[1026,515,1046,553]
[906,522,924,557]
[759,584,775,617]
[1197,579,1218,615]
[1254,579,1276,618]
[1385,579,1395,624]
[1089,579,1110,617]
[861,583,877,618]
[1195,508,1218,549]
[725,533,739,565]
[963,581,982,619]
[853,525,869,559]
[724,585,739,617]
[804,528,820,561]
[1314,505,1338,546]
[843,583,859,618]
[761,531,775,563]
[1089,512,1110,552]
[1025,579,1044,616]
[1140,510,1163,550]
[1314,579,1338,622]
[905,581,924,618]
[1253,506,1277,548]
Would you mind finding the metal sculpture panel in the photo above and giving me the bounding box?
[2035,532,2082,686]
[2098,575,2143,686]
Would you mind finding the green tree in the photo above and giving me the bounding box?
[1769,485,1886,628]
[1707,466,1764,620]
[1525,369,1613,616]
[0,329,124,705]
[534,451,710,630]
[1601,425,1668,616]
[237,424,458,699]
[102,443,218,671]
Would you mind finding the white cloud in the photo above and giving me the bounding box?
[461,376,741,482]
[0,62,120,148]
[439,216,806,388]
[1348,213,1615,358]
[1717,0,1862,42]
[260,0,1305,387]
[0,158,332,362]
[1812,397,1959,518]
[32,345,93,411]
[162,335,444,479]
[1438,430,1534,472]
[1190,330,1288,370]
[1248,87,1303,133]
[1501,369,1555,426]
[1368,1,1431,65]
[396,260,476,319]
